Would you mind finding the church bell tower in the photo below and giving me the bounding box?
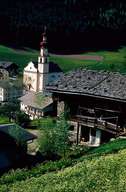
[38,27,49,92]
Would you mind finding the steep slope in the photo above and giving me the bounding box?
[1,139,126,192]
[2,149,126,192]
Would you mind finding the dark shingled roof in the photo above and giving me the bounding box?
[0,61,17,69]
[49,62,62,73]
[0,124,37,143]
[47,68,126,101]
[19,91,53,110]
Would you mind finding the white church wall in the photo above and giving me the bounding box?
[24,61,37,72]
[38,73,48,92]
[24,71,38,92]
[23,61,38,92]
[38,61,49,74]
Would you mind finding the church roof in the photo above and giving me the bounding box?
[32,61,38,69]
[47,68,126,102]
[49,62,62,73]
[19,92,53,110]
[32,61,62,73]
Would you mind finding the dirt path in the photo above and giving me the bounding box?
[51,54,103,61]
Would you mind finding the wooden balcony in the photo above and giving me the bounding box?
[71,115,120,135]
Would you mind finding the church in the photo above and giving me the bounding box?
[20,29,63,119]
[23,29,63,93]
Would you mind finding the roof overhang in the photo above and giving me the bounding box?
[48,88,126,103]
[0,124,37,143]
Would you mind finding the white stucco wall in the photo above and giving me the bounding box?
[0,87,5,101]
[89,129,101,146]
[20,102,44,120]
[20,102,26,111]
[38,73,48,92]
[38,61,49,73]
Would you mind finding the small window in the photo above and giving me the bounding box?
[69,125,74,131]
[45,58,47,63]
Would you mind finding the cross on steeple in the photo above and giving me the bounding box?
[40,26,47,49]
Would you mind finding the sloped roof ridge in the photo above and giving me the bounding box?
[88,73,110,90]
[47,68,126,101]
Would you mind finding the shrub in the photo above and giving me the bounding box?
[38,114,70,158]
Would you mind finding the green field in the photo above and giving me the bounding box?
[1,45,126,73]
[0,116,9,124]
[1,138,126,191]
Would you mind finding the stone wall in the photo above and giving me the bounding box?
[57,101,65,117]
[68,121,81,144]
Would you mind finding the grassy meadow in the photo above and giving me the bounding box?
[1,45,126,73]
[1,138,126,191]
[0,116,9,124]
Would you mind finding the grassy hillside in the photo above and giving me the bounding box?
[1,45,126,73]
[0,46,38,72]
[8,150,126,192]
[1,138,126,191]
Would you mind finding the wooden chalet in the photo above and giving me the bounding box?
[47,69,126,146]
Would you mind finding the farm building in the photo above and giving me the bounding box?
[0,124,37,171]
[20,92,54,120]
[0,61,18,77]
[0,79,23,102]
[47,68,126,146]
[0,61,22,102]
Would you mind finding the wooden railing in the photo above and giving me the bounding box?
[72,115,119,134]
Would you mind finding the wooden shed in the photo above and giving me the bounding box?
[0,124,37,171]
